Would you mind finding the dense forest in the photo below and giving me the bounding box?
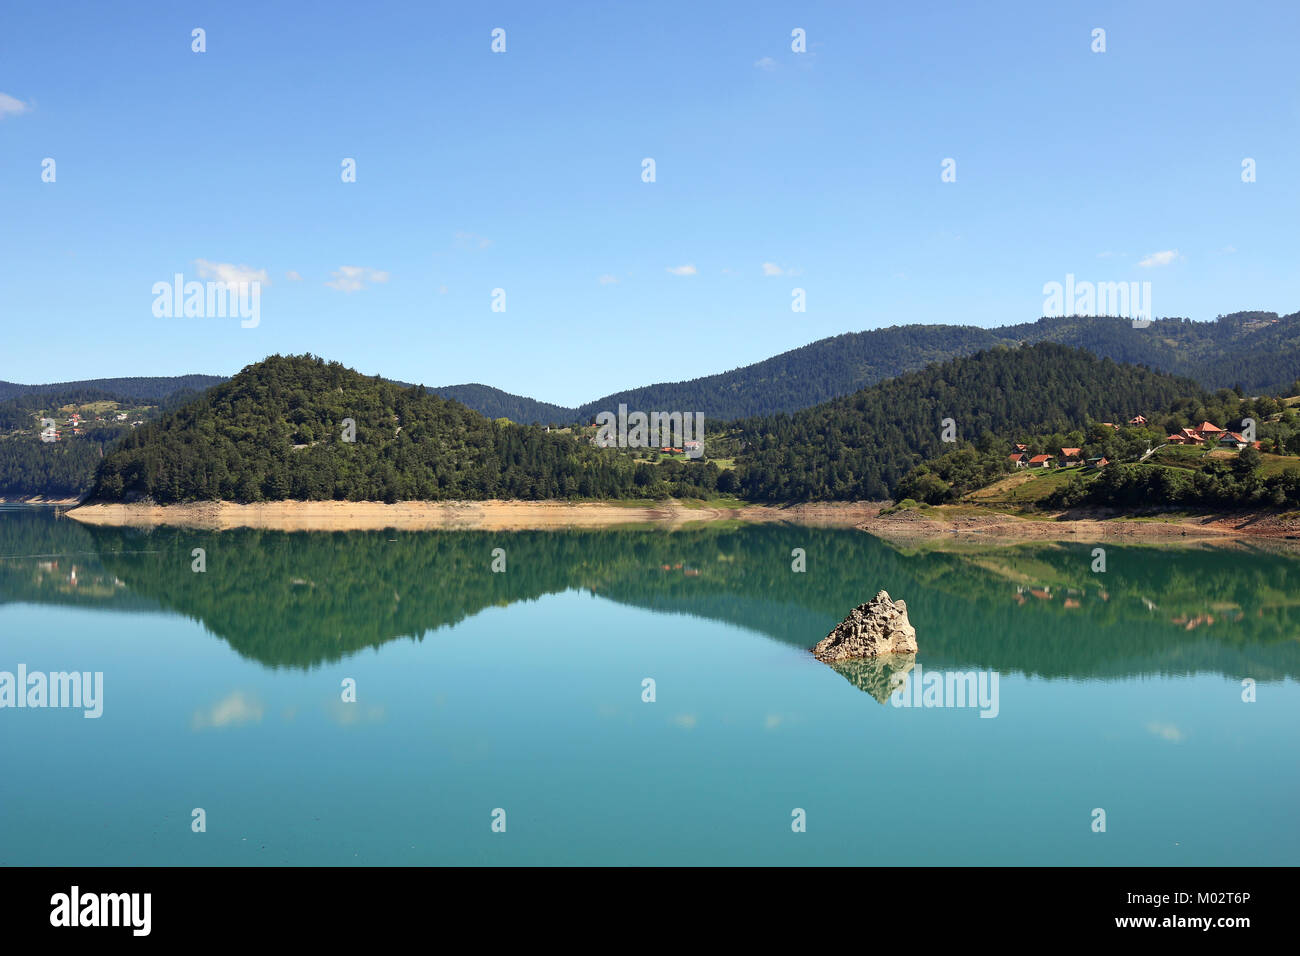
[1010,312,1300,395]
[573,324,1011,422]
[732,343,1202,500]
[569,311,1300,422]
[87,355,726,503]
[0,374,225,403]
[10,311,1300,426]
[0,387,201,498]
[426,382,575,425]
[0,437,109,498]
[0,372,572,429]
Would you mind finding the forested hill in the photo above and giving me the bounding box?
[568,311,1298,423]
[733,343,1204,501]
[426,383,576,426]
[1008,312,1300,394]
[0,373,574,427]
[86,355,722,504]
[574,325,1012,422]
[0,374,227,403]
[11,310,1298,425]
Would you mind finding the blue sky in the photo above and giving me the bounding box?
[2,0,1298,405]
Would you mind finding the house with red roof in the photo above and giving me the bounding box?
[1217,432,1249,451]
[1008,453,1027,468]
[1060,447,1082,465]
[1027,454,1054,468]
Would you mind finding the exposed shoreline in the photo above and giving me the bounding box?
[859,507,1300,543]
[64,499,885,531]
[55,498,1300,541]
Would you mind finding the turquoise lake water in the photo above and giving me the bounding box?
[1,505,1297,865]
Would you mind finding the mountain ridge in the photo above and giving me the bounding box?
[10,310,1299,424]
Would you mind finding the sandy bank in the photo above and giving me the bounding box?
[66,499,885,531]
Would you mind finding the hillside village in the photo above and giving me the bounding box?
[895,388,1300,512]
[3,400,155,443]
[1007,418,1264,471]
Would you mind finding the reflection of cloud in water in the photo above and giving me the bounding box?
[1146,721,1185,742]
[192,690,264,730]
[326,698,386,726]
[672,713,697,730]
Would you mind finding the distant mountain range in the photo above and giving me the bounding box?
[0,374,227,404]
[9,311,1299,423]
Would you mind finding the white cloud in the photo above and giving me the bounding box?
[285,270,302,281]
[194,259,270,287]
[666,264,697,276]
[454,231,492,250]
[1138,250,1179,268]
[0,92,30,119]
[325,265,390,292]
[1220,245,1237,255]
[754,57,777,71]
[597,274,619,285]
[761,262,785,276]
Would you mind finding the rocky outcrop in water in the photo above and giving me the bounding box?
[814,590,917,662]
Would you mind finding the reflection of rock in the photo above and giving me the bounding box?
[829,653,916,703]
[814,590,917,662]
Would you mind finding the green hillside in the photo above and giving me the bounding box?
[572,311,1300,422]
[87,355,723,504]
[732,343,1204,500]
[426,382,575,425]
[9,311,1300,427]
[0,374,226,403]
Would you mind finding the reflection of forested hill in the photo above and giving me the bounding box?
[0,508,160,613]
[596,532,1300,681]
[6,508,1299,680]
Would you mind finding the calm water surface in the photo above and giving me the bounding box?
[1,505,1297,865]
